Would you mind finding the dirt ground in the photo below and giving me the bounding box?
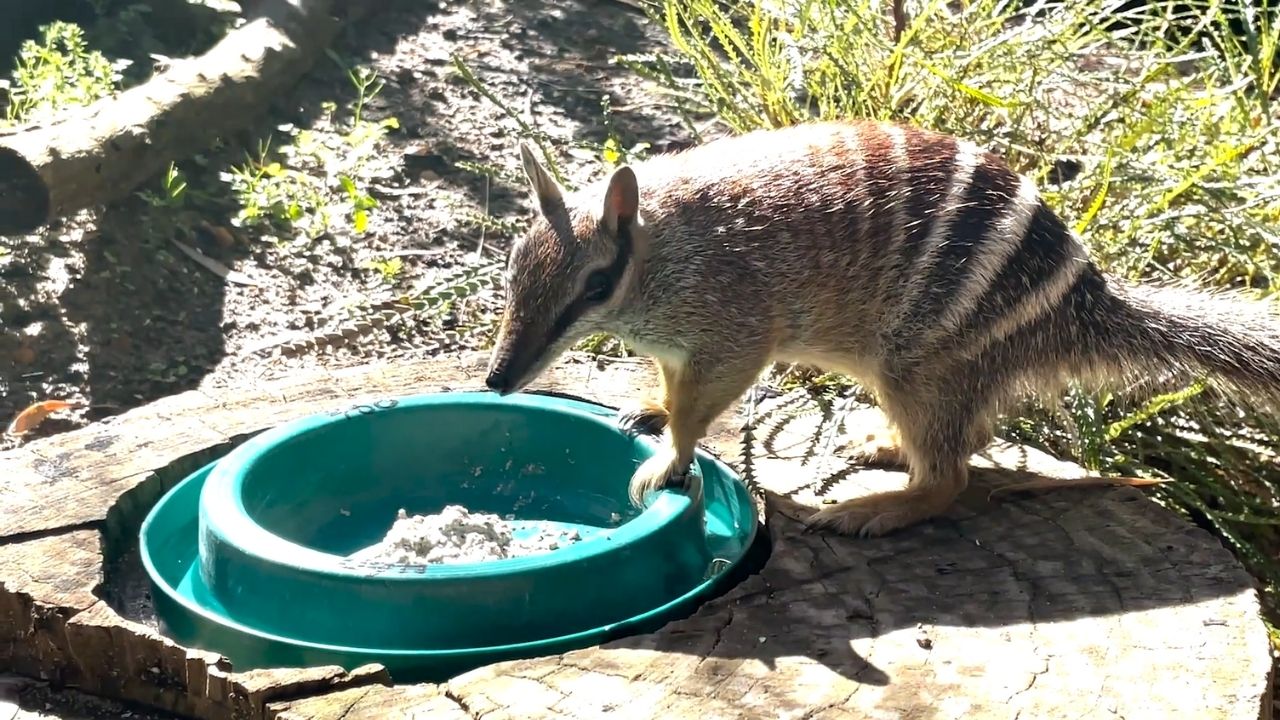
[0,0,698,449]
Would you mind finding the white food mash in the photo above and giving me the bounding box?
[347,505,584,565]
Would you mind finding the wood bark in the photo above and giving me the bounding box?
[0,352,1272,720]
[0,0,366,236]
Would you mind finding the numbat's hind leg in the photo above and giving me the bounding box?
[843,412,908,468]
[807,390,993,537]
[805,453,970,537]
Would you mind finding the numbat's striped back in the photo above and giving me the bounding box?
[628,121,1100,364]
[860,123,1093,366]
[609,119,1280,402]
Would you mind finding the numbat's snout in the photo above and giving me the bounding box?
[487,120,1280,538]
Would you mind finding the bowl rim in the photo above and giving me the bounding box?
[138,419,758,663]
[196,389,704,582]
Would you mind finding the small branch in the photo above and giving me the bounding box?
[0,0,384,236]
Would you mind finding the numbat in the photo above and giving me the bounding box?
[484,120,1280,538]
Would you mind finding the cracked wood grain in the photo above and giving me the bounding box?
[0,352,1272,720]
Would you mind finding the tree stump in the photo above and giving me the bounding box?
[0,351,1272,720]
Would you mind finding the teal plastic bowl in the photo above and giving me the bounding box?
[140,390,759,682]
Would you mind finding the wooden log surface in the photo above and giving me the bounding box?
[0,351,1272,720]
[0,0,374,236]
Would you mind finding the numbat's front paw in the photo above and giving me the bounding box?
[803,489,950,538]
[617,401,669,437]
[628,449,694,507]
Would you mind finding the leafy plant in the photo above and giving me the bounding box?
[347,65,383,127]
[598,93,652,167]
[2,20,125,125]
[339,174,378,233]
[223,65,400,242]
[225,137,331,240]
[137,162,189,209]
[361,255,405,285]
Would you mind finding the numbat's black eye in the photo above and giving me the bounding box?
[582,270,613,303]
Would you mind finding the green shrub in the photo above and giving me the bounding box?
[224,66,399,243]
[3,20,123,125]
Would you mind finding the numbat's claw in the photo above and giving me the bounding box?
[803,488,958,538]
[628,448,692,507]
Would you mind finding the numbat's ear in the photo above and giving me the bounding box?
[518,141,565,217]
[601,165,638,234]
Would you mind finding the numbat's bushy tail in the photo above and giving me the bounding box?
[484,119,1280,538]
[1088,278,1280,403]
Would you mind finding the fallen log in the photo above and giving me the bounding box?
[0,351,1272,719]
[0,0,370,236]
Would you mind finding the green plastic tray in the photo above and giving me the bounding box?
[140,390,759,682]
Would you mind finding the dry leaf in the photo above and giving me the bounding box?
[171,237,259,286]
[11,344,36,365]
[5,399,85,436]
[198,220,238,250]
[988,475,1170,501]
